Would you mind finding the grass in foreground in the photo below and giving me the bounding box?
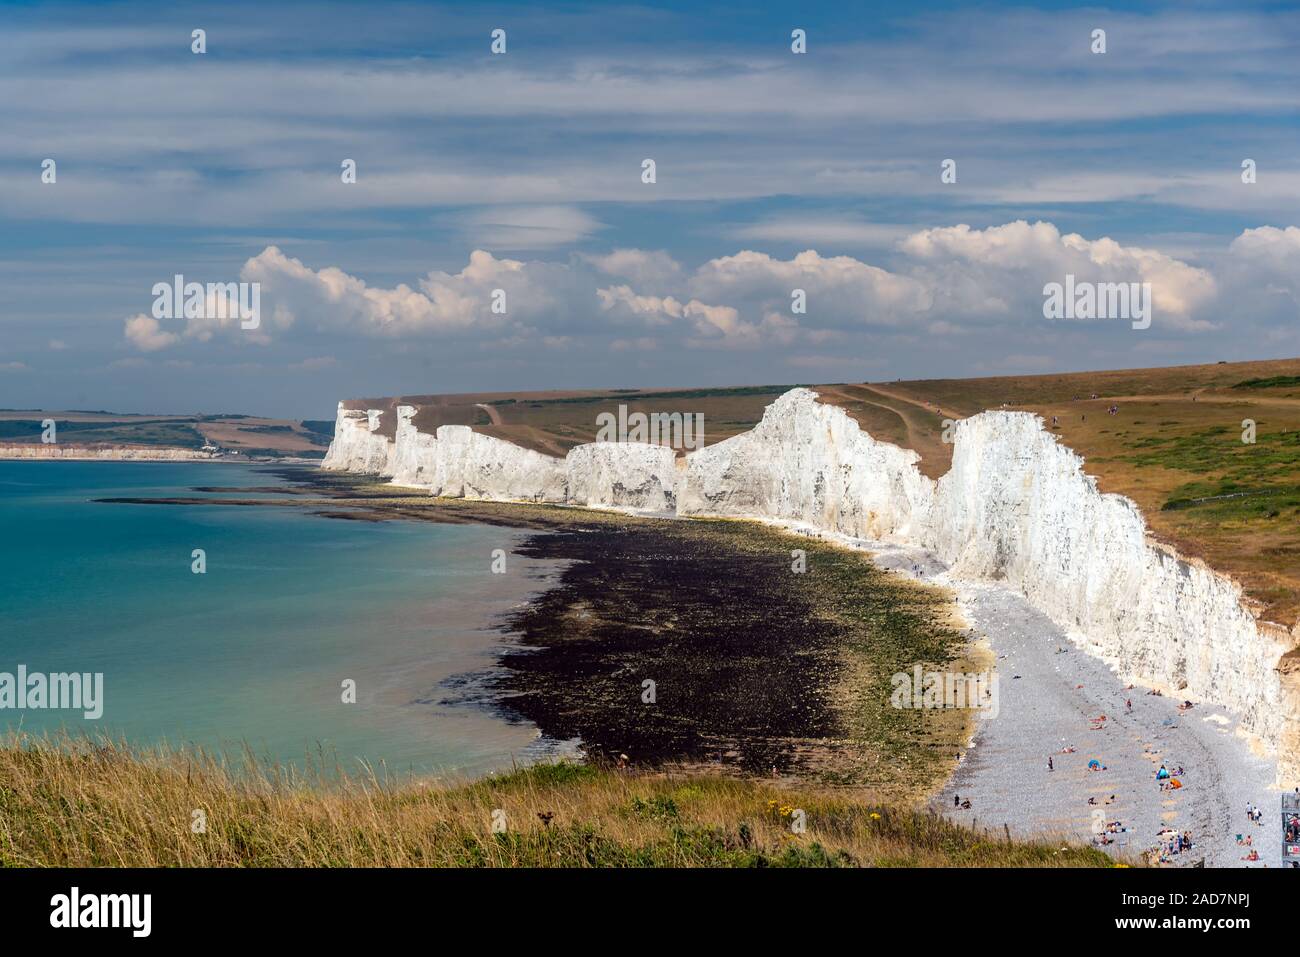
[0,738,1115,868]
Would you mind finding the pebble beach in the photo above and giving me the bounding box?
[865,540,1282,868]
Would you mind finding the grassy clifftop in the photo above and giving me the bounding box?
[0,738,1113,868]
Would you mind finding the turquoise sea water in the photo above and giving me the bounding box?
[0,461,541,778]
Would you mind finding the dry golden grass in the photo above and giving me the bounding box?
[0,735,1115,868]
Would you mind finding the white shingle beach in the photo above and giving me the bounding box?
[866,541,1281,868]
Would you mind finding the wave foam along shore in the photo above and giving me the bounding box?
[321,388,1300,800]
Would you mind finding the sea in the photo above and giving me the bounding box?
[0,459,547,779]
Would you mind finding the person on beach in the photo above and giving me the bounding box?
[1048,756,1053,771]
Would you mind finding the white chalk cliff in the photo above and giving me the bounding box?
[0,445,215,460]
[567,441,679,512]
[321,407,392,474]
[322,390,1299,782]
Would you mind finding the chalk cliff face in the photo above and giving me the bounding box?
[321,405,392,474]
[387,406,438,487]
[0,445,214,460]
[421,425,567,503]
[926,412,1294,756]
[566,441,678,512]
[321,388,1299,781]
[678,389,933,540]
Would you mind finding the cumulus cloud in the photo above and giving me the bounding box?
[584,249,682,287]
[241,246,482,336]
[688,249,932,330]
[1219,226,1300,336]
[240,245,585,340]
[123,314,179,352]
[595,285,685,324]
[120,223,1296,356]
[901,221,1218,332]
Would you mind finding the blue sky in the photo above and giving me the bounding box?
[0,0,1297,418]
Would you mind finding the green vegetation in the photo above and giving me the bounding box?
[300,419,335,437]
[0,737,1113,867]
[0,411,332,456]
[231,446,326,459]
[487,385,797,406]
[0,419,205,447]
[783,525,974,787]
[1104,425,1300,561]
[1232,375,1300,390]
[1118,426,1300,497]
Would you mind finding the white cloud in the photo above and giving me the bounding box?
[241,246,543,337]
[117,224,1296,356]
[1221,226,1300,321]
[123,314,178,352]
[687,249,932,330]
[584,249,683,287]
[901,221,1218,332]
[595,285,684,324]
